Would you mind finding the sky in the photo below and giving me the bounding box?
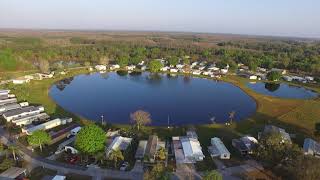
[0,0,319,38]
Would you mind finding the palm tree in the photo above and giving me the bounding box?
[7,144,18,162]
[95,151,105,165]
[108,148,124,168]
[229,111,236,124]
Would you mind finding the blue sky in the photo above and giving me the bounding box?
[0,0,319,38]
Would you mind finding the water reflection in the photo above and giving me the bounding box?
[264,83,280,92]
[55,77,74,91]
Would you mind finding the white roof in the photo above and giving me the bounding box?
[52,175,66,180]
[210,137,230,155]
[107,136,132,153]
[181,137,204,158]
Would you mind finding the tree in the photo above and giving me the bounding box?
[7,145,18,161]
[202,170,223,180]
[254,132,301,167]
[95,151,106,165]
[168,56,179,66]
[75,124,106,155]
[108,148,124,168]
[157,147,166,161]
[84,61,91,67]
[116,54,129,67]
[0,158,14,171]
[130,110,152,131]
[99,56,109,65]
[286,155,320,180]
[39,59,50,73]
[267,71,282,81]
[144,163,169,180]
[27,130,51,152]
[148,60,163,73]
[228,111,236,124]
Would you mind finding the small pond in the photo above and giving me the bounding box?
[247,82,318,99]
[49,72,256,126]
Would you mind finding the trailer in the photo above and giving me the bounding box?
[12,113,49,126]
[0,98,17,106]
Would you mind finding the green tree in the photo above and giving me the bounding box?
[157,147,166,161]
[75,124,106,155]
[202,170,223,180]
[0,49,17,71]
[130,110,152,131]
[27,130,51,152]
[116,55,129,67]
[148,60,163,73]
[94,151,106,165]
[99,55,109,65]
[144,163,169,180]
[168,56,179,66]
[108,148,124,168]
[267,71,282,81]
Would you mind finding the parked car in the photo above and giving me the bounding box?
[120,162,129,171]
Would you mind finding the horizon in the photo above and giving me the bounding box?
[1,0,320,38]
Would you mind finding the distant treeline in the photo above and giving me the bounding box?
[0,35,319,75]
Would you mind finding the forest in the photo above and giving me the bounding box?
[0,31,319,76]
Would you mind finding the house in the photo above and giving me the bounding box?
[12,77,30,84]
[198,66,206,71]
[220,69,228,74]
[141,66,147,71]
[208,66,220,71]
[144,135,165,163]
[0,98,17,106]
[0,103,21,115]
[95,65,107,71]
[192,70,201,75]
[12,113,49,126]
[283,76,293,82]
[249,75,258,80]
[271,68,287,75]
[0,167,27,180]
[176,64,185,69]
[126,65,136,71]
[160,66,169,72]
[181,137,205,162]
[110,64,120,70]
[305,76,314,82]
[106,136,132,157]
[208,137,230,159]
[303,138,320,157]
[0,90,10,96]
[37,72,55,79]
[232,136,258,155]
[170,68,178,73]
[202,71,213,76]
[261,125,291,143]
[3,106,44,122]
[23,118,72,135]
[135,140,148,159]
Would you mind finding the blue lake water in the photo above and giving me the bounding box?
[247,82,318,99]
[49,72,257,126]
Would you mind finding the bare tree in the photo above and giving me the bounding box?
[229,111,236,124]
[130,110,152,131]
[39,59,50,73]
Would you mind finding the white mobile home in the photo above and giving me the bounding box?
[95,65,107,71]
[170,68,178,73]
[303,138,320,157]
[208,137,230,159]
[23,118,72,135]
[0,103,21,114]
[3,106,44,122]
[0,98,17,106]
[12,113,49,126]
[12,78,31,84]
[181,137,205,162]
[0,90,10,96]
[106,136,132,157]
[110,64,120,70]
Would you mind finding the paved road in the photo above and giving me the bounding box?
[0,127,143,180]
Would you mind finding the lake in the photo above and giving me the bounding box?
[49,72,256,126]
[247,82,318,99]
